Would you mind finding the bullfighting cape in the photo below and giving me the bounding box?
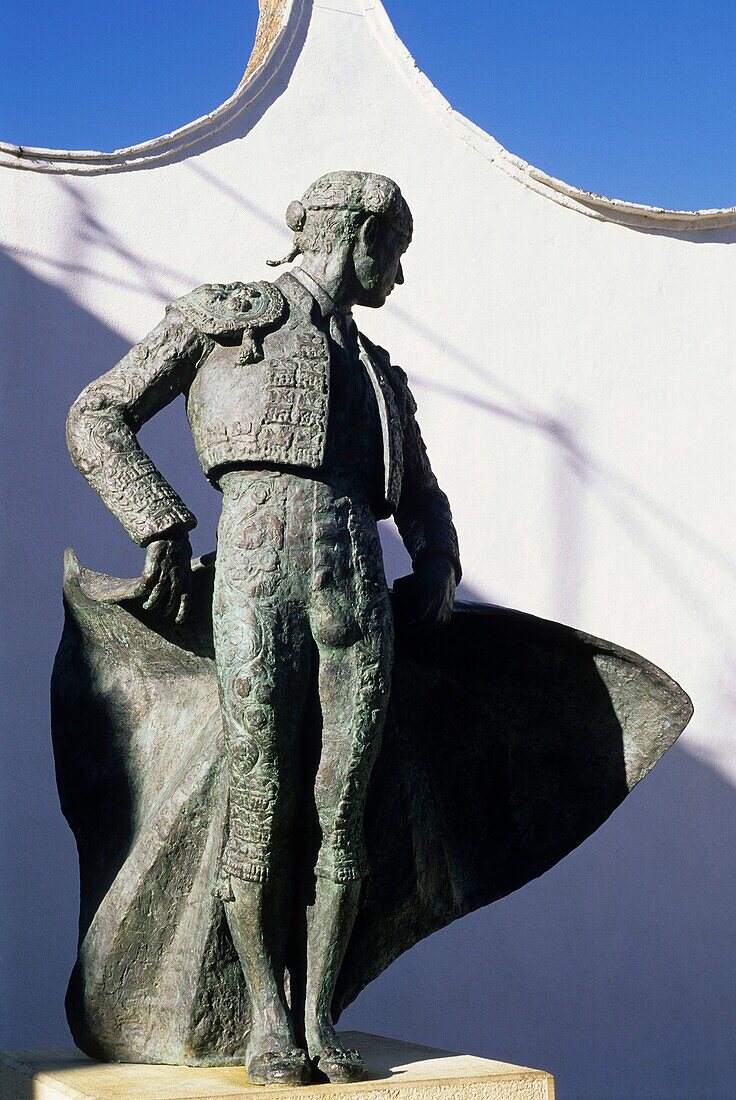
[52,549,692,1066]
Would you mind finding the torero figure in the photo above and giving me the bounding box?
[66,171,461,1086]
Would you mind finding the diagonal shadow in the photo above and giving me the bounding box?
[0,251,733,1100]
[388,301,735,581]
[384,302,736,675]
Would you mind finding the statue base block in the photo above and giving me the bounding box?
[0,1032,555,1098]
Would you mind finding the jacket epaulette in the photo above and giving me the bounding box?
[168,281,285,362]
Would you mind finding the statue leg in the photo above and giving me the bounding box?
[225,877,309,1085]
[304,874,362,1080]
[305,595,393,1081]
[213,555,312,1085]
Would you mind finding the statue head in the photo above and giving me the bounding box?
[269,171,413,309]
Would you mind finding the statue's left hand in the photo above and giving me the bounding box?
[393,556,456,630]
[139,536,193,623]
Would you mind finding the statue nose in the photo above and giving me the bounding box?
[395,262,404,285]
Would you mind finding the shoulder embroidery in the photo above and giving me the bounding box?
[168,281,285,363]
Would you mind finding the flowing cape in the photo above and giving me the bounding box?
[52,550,692,1065]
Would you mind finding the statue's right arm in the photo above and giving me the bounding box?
[66,307,209,548]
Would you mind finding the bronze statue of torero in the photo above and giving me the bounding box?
[66,171,461,1086]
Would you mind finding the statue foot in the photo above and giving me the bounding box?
[246,1047,311,1087]
[313,1044,366,1083]
[308,1024,366,1083]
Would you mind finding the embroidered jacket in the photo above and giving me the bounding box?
[66,273,460,579]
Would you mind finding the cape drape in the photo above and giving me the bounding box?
[51,550,692,1066]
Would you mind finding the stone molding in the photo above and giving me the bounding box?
[0,0,298,174]
[1,0,733,229]
[362,0,736,230]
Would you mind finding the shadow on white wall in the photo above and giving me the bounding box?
[1,247,734,1100]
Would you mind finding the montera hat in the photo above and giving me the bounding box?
[268,170,412,266]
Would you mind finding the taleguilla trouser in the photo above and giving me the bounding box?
[213,469,393,888]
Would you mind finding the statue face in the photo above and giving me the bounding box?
[352,222,409,309]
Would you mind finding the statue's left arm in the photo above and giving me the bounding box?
[391,370,461,627]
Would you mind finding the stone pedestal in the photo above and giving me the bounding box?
[0,1032,554,1098]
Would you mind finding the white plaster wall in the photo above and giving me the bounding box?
[1,3,734,1097]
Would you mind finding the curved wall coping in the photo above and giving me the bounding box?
[2,0,734,232]
[363,1,736,231]
[0,0,297,175]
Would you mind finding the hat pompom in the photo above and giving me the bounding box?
[285,200,306,232]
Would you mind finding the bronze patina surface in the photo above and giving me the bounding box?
[59,171,691,1086]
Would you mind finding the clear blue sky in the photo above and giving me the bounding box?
[1,1,734,210]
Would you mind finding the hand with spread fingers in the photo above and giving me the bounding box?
[393,556,456,631]
[138,536,193,623]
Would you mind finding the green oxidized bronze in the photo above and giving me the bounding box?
[57,171,692,1086]
[64,172,458,1086]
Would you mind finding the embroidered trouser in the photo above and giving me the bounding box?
[213,470,393,887]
